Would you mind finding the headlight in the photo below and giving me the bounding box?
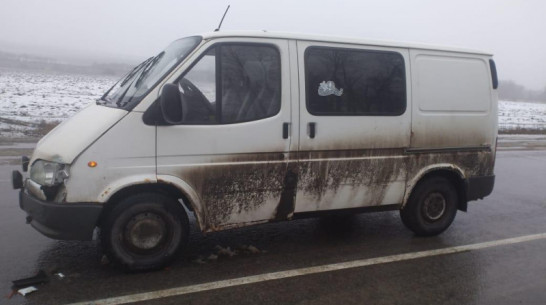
[30,160,69,186]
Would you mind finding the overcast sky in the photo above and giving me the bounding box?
[0,0,545,89]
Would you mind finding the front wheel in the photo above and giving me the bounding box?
[101,193,189,271]
[400,176,458,236]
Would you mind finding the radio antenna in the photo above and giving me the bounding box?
[214,5,230,32]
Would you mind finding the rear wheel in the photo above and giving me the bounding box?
[400,176,458,236]
[101,193,189,271]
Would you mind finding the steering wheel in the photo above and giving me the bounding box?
[178,78,215,115]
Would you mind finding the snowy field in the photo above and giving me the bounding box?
[0,68,116,138]
[1,69,545,138]
[498,100,546,131]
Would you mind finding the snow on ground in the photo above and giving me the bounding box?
[1,68,545,138]
[0,68,116,138]
[498,100,546,131]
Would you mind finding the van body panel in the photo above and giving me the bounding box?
[94,174,158,202]
[287,39,301,153]
[294,40,411,213]
[402,148,495,205]
[410,50,495,149]
[156,174,206,227]
[201,31,492,56]
[30,104,127,165]
[155,38,293,232]
[294,149,408,212]
[65,112,156,203]
[404,49,497,206]
[402,161,466,206]
[157,152,289,232]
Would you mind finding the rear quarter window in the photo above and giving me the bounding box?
[305,47,406,116]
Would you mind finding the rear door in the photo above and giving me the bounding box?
[156,38,293,231]
[294,41,411,213]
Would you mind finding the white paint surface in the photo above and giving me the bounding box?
[31,104,127,164]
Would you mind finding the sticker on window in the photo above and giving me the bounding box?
[318,81,343,97]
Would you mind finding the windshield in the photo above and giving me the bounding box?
[98,36,202,110]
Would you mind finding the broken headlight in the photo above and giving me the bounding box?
[30,160,69,186]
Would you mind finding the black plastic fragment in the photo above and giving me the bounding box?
[11,270,49,290]
[12,170,23,190]
[22,155,30,172]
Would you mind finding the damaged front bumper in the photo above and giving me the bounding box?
[14,162,103,241]
[18,186,102,241]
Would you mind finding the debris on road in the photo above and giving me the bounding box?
[6,290,17,299]
[54,273,65,279]
[17,286,38,296]
[215,245,237,257]
[247,245,261,254]
[11,269,49,290]
[238,245,264,254]
[192,244,267,264]
[192,256,206,264]
[100,255,110,265]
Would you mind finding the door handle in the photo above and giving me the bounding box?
[308,122,316,139]
[283,122,290,139]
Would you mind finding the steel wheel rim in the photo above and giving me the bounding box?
[123,212,168,254]
[422,192,446,221]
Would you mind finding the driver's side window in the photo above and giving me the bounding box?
[181,49,217,123]
[179,43,281,124]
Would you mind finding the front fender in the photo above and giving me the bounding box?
[156,174,206,230]
[97,174,157,202]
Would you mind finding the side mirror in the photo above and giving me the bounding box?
[160,83,185,124]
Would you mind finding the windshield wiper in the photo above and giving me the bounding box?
[134,52,165,89]
[116,52,166,108]
[98,57,154,104]
[115,54,164,108]
[120,57,154,87]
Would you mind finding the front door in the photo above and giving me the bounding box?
[294,40,412,213]
[156,39,293,232]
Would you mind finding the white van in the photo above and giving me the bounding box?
[12,32,498,271]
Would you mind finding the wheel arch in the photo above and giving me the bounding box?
[96,179,205,230]
[403,164,468,211]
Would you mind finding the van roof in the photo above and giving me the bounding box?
[200,31,492,56]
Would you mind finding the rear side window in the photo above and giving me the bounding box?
[305,47,406,116]
[179,43,281,124]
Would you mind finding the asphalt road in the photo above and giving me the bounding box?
[1,147,546,304]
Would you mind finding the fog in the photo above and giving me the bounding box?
[0,0,545,90]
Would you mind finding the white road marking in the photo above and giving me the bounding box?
[67,232,546,305]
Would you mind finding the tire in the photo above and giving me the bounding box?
[100,193,189,271]
[400,176,458,236]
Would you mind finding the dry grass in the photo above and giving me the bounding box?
[34,120,61,136]
[499,128,546,135]
[0,116,34,127]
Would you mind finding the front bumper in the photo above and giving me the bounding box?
[19,190,102,241]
